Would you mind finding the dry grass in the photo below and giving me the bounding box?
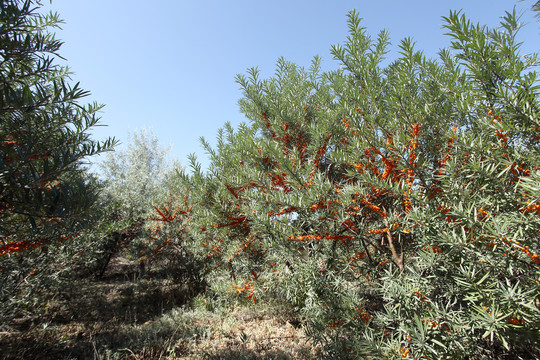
[175,305,318,359]
[0,256,321,359]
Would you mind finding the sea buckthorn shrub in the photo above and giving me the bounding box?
[99,129,181,221]
[143,190,207,292]
[98,129,183,275]
[0,0,116,319]
[153,8,539,359]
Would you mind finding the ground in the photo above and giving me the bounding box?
[0,255,321,359]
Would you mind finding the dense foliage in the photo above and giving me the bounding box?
[99,129,180,221]
[0,0,115,317]
[150,8,540,359]
[98,129,183,277]
[1,1,539,358]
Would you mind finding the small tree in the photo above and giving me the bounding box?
[99,129,179,220]
[98,129,182,275]
[0,0,116,317]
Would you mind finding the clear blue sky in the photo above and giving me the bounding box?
[41,0,539,171]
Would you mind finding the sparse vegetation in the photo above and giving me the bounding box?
[0,254,319,359]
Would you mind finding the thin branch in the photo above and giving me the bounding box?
[384,217,404,271]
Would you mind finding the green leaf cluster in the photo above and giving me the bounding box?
[0,0,117,318]
[152,7,540,359]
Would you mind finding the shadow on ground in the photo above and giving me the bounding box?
[0,256,199,359]
[0,255,319,359]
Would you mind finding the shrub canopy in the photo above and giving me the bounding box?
[0,0,115,315]
[152,8,540,359]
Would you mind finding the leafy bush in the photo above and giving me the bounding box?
[98,129,184,277]
[99,129,180,221]
[155,7,540,359]
[0,0,116,318]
